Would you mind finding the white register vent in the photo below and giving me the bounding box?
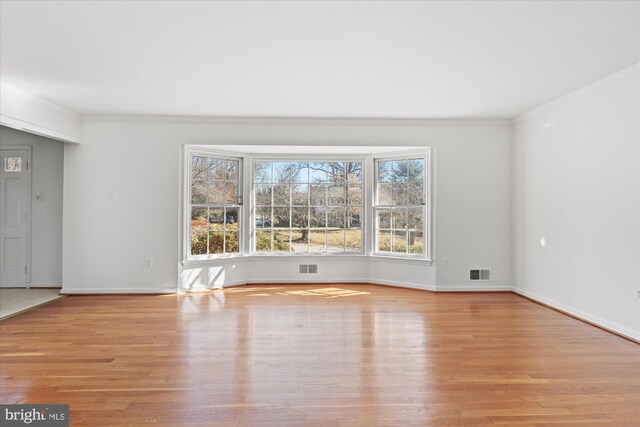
[299,264,319,274]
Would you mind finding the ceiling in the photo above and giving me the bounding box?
[1,1,638,119]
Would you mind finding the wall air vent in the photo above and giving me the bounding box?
[299,264,318,274]
[469,269,491,281]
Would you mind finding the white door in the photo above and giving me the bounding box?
[0,148,31,287]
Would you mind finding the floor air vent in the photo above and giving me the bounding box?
[299,264,318,274]
[469,269,490,281]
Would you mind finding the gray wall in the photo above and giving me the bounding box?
[513,68,640,340]
[62,118,511,293]
[0,125,64,286]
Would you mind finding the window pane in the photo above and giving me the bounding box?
[189,154,242,257]
[393,160,409,182]
[377,183,392,205]
[292,184,309,205]
[4,157,22,172]
[392,230,407,253]
[309,162,327,183]
[409,159,424,181]
[310,207,326,228]
[327,185,345,206]
[291,229,309,253]
[224,182,238,204]
[374,155,427,257]
[209,208,224,230]
[273,207,290,228]
[273,162,293,183]
[191,231,208,255]
[5,157,22,172]
[225,207,239,229]
[256,229,272,252]
[377,230,391,252]
[255,161,272,183]
[347,207,361,229]
[392,183,407,205]
[407,208,424,230]
[255,184,272,206]
[251,158,365,255]
[378,161,392,183]
[309,230,326,252]
[392,209,407,229]
[291,162,309,183]
[346,228,362,252]
[191,156,207,180]
[345,162,362,184]
[273,230,290,252]
[209,159,226,181]
[273,184,290,206]
[208,231,224,254]
[256,207,272,228]
[377,209,391,229]
[347,185,362,206]
[191,180,207,204]
[225,230,239,253]
[225,160,239,181]
[310,185,326,205]
[291,207,309,228]
[326,162,345,184]
[409,231,424,255]
[208,181,225,205]
[407,181,423,205]
[191,208,208,231]
[327,208,345,228]
[326,230,345,252]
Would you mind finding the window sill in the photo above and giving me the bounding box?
[250,253,368,259]
[182,253,432,268]
[370,254,432,265]
[182,254,245,267]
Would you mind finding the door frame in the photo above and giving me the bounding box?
[0,145,32,288]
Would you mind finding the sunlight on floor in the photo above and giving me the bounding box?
[224,287,283,294]
[246,287,370,298]
[180,286,371,299]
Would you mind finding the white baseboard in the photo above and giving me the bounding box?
[245,277,369,284]
[512,288,640,342]
[28,284,62,288]
[370,278,436,292]
[437,285,512,292]
[61,287,178,295]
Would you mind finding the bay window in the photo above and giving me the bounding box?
[184,147,430,262]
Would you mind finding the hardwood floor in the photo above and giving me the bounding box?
[1,284,639,426]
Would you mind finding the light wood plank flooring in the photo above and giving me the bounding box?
[1,284,639,426]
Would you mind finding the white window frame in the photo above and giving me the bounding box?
[183,147,244,261]
[249,154,367,256]
[372,149,431,261]
[182,147,431,264]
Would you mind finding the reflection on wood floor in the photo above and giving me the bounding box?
[1,284,639,425]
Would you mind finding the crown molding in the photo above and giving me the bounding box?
[514,63,640,124]
[81,115,512,127]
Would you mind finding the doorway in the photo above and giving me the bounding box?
[0,147,31,287]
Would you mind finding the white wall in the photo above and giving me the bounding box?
[0,125,64,286]
[513,65,640,341]
[62,118,512,293]
[0,82,81,144]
